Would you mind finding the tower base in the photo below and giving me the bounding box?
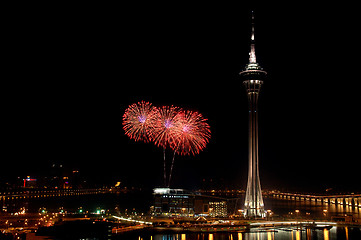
[243,206,266,219]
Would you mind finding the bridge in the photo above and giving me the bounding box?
[0,188,112,201]
[268,191,361,208]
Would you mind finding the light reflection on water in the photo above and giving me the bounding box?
[134,227,361,240]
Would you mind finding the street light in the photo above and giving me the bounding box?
[266,210,273,220]
[323,209,328,219]
[295,209,300,217]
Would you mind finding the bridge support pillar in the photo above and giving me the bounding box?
[351,198,356,207]
[349,198,353,207]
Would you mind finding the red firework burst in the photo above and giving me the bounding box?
[152,105,182,149]
[172,110,211,155]
[122,101,158,142]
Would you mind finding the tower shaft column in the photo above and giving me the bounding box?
[244,84,264,218]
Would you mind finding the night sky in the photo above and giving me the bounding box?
[3,3,360,193]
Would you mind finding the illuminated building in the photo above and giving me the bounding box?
[209,201,227,217]
[152,188,195,217]
[23,176,37,188]
[151,188,229,217]
[239,11,266,218]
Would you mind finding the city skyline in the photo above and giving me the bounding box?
[2,5,360,193]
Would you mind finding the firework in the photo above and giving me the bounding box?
[152,105,182,149]
[122,101,212,187]
[172,110,211,156]
[167,109,211,186]
[122,101,158,142]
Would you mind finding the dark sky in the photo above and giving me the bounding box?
[3,3,360,193]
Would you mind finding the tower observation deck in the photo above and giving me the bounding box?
[239,11,267,218]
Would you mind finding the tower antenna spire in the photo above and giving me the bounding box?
[251,10,255,41]
[249,11,256,63]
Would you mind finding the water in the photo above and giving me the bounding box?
[123,228,361,240]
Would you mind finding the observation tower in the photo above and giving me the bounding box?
[239,11,267,218]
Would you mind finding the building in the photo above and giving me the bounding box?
[151,188,229,218]
[209,201,227,217]
[239,11,267,218]
[23,176,37,188]
[152,188,195,217]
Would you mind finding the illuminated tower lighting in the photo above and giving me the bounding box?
[239,11,267,218]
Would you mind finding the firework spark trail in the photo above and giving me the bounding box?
[122,101,158,143]
[163,148,166,186]
[168,110,211,186]
[168,148,178,187]
[152,105,182,186]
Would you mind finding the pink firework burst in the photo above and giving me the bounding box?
[172,110,211,156]
[152,105,182,149]
[122,101,158,142]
